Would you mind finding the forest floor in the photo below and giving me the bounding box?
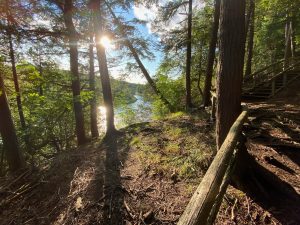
[0,80,300,225]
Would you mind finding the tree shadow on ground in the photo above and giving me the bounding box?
[45,141,108,225]
[0,129,136,225]
[48,131,133,225]
[101,134,125,225]
[233,147,300,225]
[270,144,300,168]
[250,133,300,169]
[239,78,300,224]
[246,107,300,168]
[87,124,145,224]
[0,141,105,225]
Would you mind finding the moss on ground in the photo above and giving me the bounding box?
[128,112,216,180]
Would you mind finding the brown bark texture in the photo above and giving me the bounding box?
[185,0,193,109]
[5,2,26,129]
[245,0,255,77]
[63,0,87,145]
[0,73,25,172]
[216,0,246,149]
[89,33,99,138]
[203,0,221,107]
[91,0,117,134]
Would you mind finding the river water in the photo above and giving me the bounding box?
[97,95,152,132]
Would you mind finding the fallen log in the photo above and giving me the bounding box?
[177,110,248,225]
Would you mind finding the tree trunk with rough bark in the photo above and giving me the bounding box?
[245,0,255,77]
[63,0,87,145]
[89,32,99,138]
[290,20,296,57]
[37,46,44,96]
[245,0,251,38]
[0,72,25,172]
[185,0,193,109]
[6,21,26,129]
[91,0,117,135]
[216,0,246,149]
[215,0,298,209]
[284,19,293,68]
[202,0,221,107]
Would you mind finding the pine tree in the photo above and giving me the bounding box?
[245,0,255,77]
[202,0,220,107]
[0,68,25,172]
[51,0,87,145]
[105,2,174,111]
[90,0,117,135]
[88,20,99,138]
[216,0,246,149]
[185,0,193,109]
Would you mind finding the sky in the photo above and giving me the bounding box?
[111,1,204,84]
[107,4,166,84]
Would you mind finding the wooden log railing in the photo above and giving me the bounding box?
[243,58,285,83]
[177,108,249,225]
[243,57,300,91]
[269,60,300,96]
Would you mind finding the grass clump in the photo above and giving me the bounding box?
[165,143,180,154]
[167,111,186,119]
[165,127,182,140]
[130,136,141,146]
[131,113,215,180]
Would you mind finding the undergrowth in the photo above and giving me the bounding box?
[129,113,215,180]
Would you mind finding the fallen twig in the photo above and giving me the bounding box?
[124,200,135,219]
[0,169,31,191]
[231,198,238,221]
[0,182,40,207]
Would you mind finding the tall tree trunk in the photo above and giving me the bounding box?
[5,2,31,150]
[215,0,297,210]
[125,43,174,111]
[197,43,204,99]
[290,20,296,57]
[0,72,25,172]
[284,18,293,68]
[105,3,174,111]
[7,26,26,129]
[245,0,255,77]
[37,46,44,96]
[202,0,221,107]
[185,0,193,109]
[89,32,99,138]
[63,0,87,145]
[91,0,116,135]
[245,0,252,38]
[38,63,44,96]
[216,0,246,149]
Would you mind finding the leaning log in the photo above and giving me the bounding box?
[177,109,248,225]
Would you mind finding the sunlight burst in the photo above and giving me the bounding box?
[100,36,114,49]
[98,106,107,117]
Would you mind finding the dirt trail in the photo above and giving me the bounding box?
[216,78,300,225]
[247,80,300,223]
